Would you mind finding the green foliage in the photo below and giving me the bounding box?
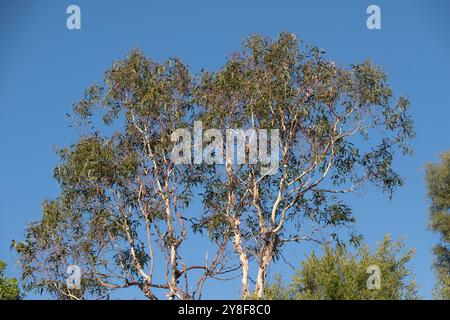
[0,261,20,300]
[13,49,198,299]
[197,32,414,240]
[264,235,419,300]
[426,152,450,299]
[13,33,415,299]
[195,33,414,297]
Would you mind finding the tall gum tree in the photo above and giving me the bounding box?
[195,33,414,298]
[14,33,415,300]
[14,51,231,300]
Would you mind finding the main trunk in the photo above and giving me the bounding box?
[232,219,249,298]
[254,244,274,299]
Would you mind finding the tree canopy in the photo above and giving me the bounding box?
[195,32,414,297]
[13,52,222,300]
[13,33,414,299]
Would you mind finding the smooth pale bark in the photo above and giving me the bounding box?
[254,243,274,298]
[232,219,249,298]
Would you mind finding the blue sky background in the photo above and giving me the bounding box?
[0,0,449,299]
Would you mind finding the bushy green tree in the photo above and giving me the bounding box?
[0,261,20,300]
[264,235,418,300]
[426,152,450,299]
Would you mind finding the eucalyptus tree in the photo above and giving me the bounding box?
[14,50,230,300]
[195,33,414,298]
[426,152,450,299]
[13,33,415,300]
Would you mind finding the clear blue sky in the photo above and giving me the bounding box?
[1,0,449,299]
